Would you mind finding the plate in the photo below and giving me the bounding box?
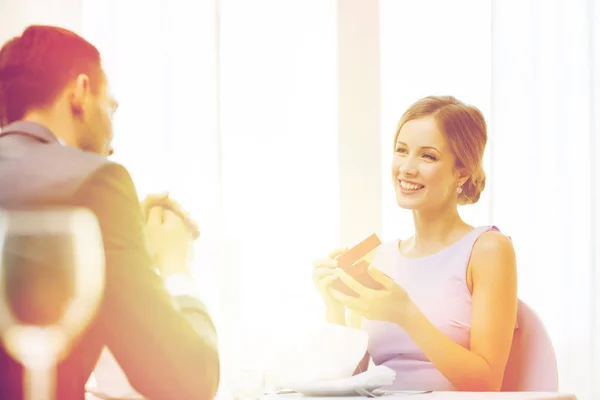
[287,381,385,397]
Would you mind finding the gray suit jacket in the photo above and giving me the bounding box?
[0,121,220,400]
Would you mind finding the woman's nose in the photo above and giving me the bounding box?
[399,159,418,176]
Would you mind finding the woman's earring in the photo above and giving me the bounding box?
[456,185,463,194]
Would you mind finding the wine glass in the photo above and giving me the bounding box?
[0,208,105,400]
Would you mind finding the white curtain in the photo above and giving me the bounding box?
[81,0,223,325]
[0,0,82,43]
[82,0,339,388]
[491,1,600,399]
[215,0,339,378]
[379,0,493,238]
[380,1,600,399]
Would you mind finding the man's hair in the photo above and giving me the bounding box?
[0,25,103,126]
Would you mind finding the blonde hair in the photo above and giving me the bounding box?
[394,96,487,205]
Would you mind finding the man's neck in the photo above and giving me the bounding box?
[21,113,78,148]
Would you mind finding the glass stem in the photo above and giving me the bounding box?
[25,363,55,400]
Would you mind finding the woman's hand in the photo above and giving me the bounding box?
[312,248,348,320]
[329,265,416,328]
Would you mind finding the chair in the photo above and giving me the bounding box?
[502,300,559,391]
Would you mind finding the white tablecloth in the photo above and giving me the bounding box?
[265,392,576,400]
[87,390,576,400]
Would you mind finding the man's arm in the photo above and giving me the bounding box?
[173,296,218,349]
[73,163,219,400]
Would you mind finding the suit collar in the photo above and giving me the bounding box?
[0,121,64,145]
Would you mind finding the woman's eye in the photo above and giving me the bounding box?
[395,148,407,154]
[423,153,437,161]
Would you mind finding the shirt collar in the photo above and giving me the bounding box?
[0,121,64,146]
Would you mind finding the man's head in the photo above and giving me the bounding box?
[0,25,117,155]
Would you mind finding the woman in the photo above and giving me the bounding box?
[312,96,518,392]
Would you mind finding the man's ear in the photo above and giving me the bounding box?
[70,74,92,119]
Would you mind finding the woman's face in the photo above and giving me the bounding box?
[391,116,462,210]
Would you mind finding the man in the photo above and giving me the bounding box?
[0,25,219,400]
[90,195,206,399]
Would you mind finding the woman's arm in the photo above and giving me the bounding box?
[326,306,346,325]
[353,351,371,375]
[402,231,518,391]
[348,309,371,375]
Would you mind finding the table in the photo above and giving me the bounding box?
[87,391,576,400]
[265,392,576,400]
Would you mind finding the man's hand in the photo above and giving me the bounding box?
[140,193,199,277]
[146,206,195,277]
[140,192,200,240]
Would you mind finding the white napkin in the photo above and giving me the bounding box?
[87,347,142,399]
[268,323,370,387]
[285,365,397,396]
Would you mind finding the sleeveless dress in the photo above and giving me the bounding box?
[361,226,507,390]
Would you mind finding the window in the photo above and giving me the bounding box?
[379,0,492,239]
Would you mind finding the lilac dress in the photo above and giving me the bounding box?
[361,226,502,391]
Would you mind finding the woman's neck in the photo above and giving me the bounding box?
[410,202,469,250]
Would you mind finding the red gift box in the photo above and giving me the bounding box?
[331,234,384,297]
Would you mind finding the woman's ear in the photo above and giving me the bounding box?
[457,169,470,187]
